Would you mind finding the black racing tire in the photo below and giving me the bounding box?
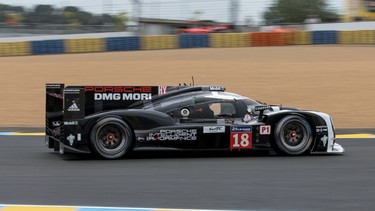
[274,115,313,155]
[90,118,133,159]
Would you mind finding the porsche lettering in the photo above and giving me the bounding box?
[147,129,197,141]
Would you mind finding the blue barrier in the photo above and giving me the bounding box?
[312,31,337,44]
[31,40,64,55]
[179,34,209,48]
[106,36,140,51]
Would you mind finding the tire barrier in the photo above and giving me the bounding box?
[251,32,291,46]
[179,34,209,48]
[2,30,375,57]
[312,31,337,44]
[141,35,177,50]
[31,40,65,55]
[339,30,375,44]
[106,36,140,51]
[0,204,231,211]
[292,31,311,45]
[210,33,250,48]
[0,41,30,56]
[65,38,105,53]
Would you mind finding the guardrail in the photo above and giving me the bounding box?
[0,30,374,57]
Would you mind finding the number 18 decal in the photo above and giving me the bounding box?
[230,126,252,150]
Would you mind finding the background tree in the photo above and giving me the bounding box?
[0,3,128,29]
[263,0,339,24]
[112,12,129,29]
[0,4,24,23]
[4,12,22,25]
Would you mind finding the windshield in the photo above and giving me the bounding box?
[242,98,261,107]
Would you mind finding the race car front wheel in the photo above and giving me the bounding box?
[90,118,133,159]
[274,115,313,155]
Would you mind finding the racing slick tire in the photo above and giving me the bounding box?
[274,115,313,155]
[90,117,133,159]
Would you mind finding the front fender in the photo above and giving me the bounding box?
[264,110,336,153]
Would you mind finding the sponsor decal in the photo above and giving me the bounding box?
[64,89,80,94]
[203,126,225,134]
[147,129,197,141]
[316,126,328,133]
[231,126,252,133]
[67,100,80,111]
[67,133,81,146]
[94,93,152,101]
[64,121,78,126]
[67,134,75,146]
[230,126,252,150]
[84,86,152,93]
[158,86,168,95]
[52,121,61,127]
[46,84,62,89]
[321,135,328,147]
[209,86,225,91]
[254,105,271,111]
[260,125,271,135]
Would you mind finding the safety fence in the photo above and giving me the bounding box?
[1,30,375,57]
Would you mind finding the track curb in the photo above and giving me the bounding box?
[0,204,236,211]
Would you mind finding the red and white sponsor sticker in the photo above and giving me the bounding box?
[260,125,271,135]
[158,86,168,95]
[230,126,252,150]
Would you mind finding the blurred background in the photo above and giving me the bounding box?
[1,0,375,128]
[0,0,372,37]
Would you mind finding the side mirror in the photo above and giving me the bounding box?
[254,105,271,121]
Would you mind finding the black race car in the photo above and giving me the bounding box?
[46,84,344,159]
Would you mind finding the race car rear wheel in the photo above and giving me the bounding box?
[90,118,133,159]
[274,115,313,155]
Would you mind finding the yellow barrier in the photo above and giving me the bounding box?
[210,33,250,48]
[0,41,30,56]
[356,30,375,44]
[339,31,353,44]
[339,30,375,44]
[292,31,311,45]
[65,38,105,53]
[141,35,178,50]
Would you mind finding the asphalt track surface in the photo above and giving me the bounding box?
[0,135,374,211]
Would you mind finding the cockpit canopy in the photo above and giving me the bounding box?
[145,91,260,119]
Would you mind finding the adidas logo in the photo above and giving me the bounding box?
[67,101,80,112]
